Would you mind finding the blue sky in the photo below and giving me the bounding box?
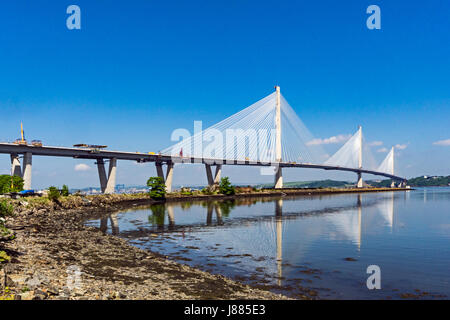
[0,0,449,189]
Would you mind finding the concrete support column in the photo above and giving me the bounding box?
[205,164,214,186]
[22,152,32,190]
[105,158,117,194]
[10,153,22,177]
[156,162,164,179]
[356,172,363,188]
[214,165,222,185]
[165,162,174,193]
[97,159,108,193]
[155,162,174,192]
[274,166,283,189]
[97,158,117,194]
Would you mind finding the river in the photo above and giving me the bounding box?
[85,187,450,299]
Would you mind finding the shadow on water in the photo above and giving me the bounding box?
[86,189,450,300]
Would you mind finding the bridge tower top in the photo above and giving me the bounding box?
[275,86,282,162]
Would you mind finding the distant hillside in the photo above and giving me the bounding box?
[369,175,450,187]
[255,179,353,189]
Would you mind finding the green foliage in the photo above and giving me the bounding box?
[0,175,24,194]
[407,176,450,187]
[369,175,450,188]
[47,186,61,201]
[219,177,235,195]
[61,185,70,196]
[0,251,11,263]
[201,186,217,195]
[0,200,13,217]
[256,179,352,189]
[180,187,193,195]
[146,177,166,200]
[0,286,14,300]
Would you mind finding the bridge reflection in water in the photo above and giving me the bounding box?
[92,193,397,288]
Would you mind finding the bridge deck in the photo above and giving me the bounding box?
[0,143,406,182]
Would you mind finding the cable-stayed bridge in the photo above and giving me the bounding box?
[0,86,406,192]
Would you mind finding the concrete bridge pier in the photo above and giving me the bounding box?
[22,152,32,190]
[97,158,117,194]
[105,158,117,194]
[356,172,363,188]
[10,153,22,177]
[155,162,174,192]
[274,166,283,189]
[205,164,222,187]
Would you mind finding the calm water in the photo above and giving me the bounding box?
[86,188,450,299]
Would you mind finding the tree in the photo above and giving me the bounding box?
[219,177,235,195]
[0,175,24,194]
[48,186,61,202]
[147,177,166,200]
[61,185,70,196]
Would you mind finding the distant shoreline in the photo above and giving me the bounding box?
[162,187,411,203]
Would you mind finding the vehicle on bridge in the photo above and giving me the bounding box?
[31,140,43,147]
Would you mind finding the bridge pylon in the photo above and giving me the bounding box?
[356,126,363,188]
[274,86,283,189]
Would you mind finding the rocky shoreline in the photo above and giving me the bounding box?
[0,194,292,300]
[0,187,407,300]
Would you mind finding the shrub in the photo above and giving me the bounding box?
[61,185,70,197]
[180,187,193,195]
[147,177,166,200]
[48,186,61,202]
[219,177,235,195]
[201,185,217,195]
[0,200,13,217]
